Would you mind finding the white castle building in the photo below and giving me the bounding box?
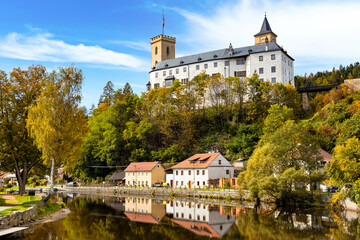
[147,15,294,91]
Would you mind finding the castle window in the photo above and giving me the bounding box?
[214,62,218,67]
[169,70,172,75]
[155,47,158,55]
[147,84,151,91]
[166,46,170,56]
[234,71,246,77]
[155,73,158,78]
[154,83,160,89]
[196,65,200,70]
[181,78,188,84]
[272,77,276,83]
[183,67,187,72]
[271,54,275,60]
[176,68,179,74]
[259,56,263,61]
[271,66,276,73]
[259,68,264,74]
[204,63,208,69]
[163,71,166,76]
[224,61,229,66]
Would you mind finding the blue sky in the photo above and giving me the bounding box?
[0,0,359,108]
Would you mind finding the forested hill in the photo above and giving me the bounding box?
[76,63,360,181]
[295,62,360,88]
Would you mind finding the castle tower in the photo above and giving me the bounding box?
[254,15,277,45]
[151,35,176,69]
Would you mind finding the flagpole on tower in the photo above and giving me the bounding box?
[162,9,165,36]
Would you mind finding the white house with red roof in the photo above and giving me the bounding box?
[170,153,234,188]
[124,162,165,187]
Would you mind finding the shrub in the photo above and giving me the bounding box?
[170,191,175,198]
[113,189,117,195]
[226,195,232,202]
[59,202,66,208]
[224,180,231,189]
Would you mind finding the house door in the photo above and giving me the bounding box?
[188,181,192,188]
[170,180,173,187]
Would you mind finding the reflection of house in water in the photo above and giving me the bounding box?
[124,197,165,224]
[166,200,235,239]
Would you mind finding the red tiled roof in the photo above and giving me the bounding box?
[171,153,220,169]
[318,149,332,163]
[124,212,160,224]
[124,162,160,172]
[171,219,221,239]
[0,171,10,179]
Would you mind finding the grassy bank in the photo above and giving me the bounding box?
[0,195,42,217]
[36,202,66,218]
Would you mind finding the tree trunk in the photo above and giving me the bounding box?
[50,157,55,194]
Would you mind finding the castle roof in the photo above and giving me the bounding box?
[151,42,292,72]
[254,16,277,37]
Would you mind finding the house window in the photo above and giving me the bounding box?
[138,172,140,176]
[176,213,179,217]
[181,213,184,218]
[133,172,134,176]
[197,181,199,186]
[236,59,245,65]
[176,68,179,74]
[181,181,183,185]
[234,71,246,77]
[203,181,205,186]
[181,171,183,175]
[181,78,188,84]
[188,170,191,175]
[155,72,158,78]
[202,170,205,175]
[214,62,218,67]
[219,160,221,165]
[271,66,276,73]
[224,61,229,66]
[204,63,208,69]
[154,83,160,89]
[189,214,192,219]
[142,172,144,176]
[163,71,166,76]
[157,165,160,168]
[203,216,206,221]
[196,65,200,70]
[259,68,264,74]
[176,181,178,186]
[259,56,263,61]
[271,54,275,60]
[169,70,172,75]
[226,170,229,174]
[146,172,148,176]
[197,170,199,175]
[183,67,187,72]
[176,171,178,175]
[271,77,276,83]
[197,215,200,220]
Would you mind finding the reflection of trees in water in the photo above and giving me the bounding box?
[13,196,360,240]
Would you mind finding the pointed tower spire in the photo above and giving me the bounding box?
[254,15,277,45]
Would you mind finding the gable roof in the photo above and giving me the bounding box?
[109,170,125,181]
[124,212,160,224]
[254,16,276,36]
[151,42,292,72]
[171,219,221,239]
[171,153,221,169]
[318,149,332,163]
[124,162,160,172]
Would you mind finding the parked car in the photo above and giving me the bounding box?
[153,182,162,187]
[66,182,78,187]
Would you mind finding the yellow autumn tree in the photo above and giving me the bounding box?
[27,66,88,193]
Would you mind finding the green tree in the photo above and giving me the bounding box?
[326,137,360,205]
[98,81,115,106]
[263,104,294,136]
[0,65,46,195]
[27,66,88,193]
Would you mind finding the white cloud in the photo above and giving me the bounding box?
[0,32,147,69]
[110,40,151,52]
[172,0,360,71]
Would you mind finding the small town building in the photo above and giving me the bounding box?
[0,171,18,186]
[170,153,234,188]
[108,170,125,185]
[124,162,165,187]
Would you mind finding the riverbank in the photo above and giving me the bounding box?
[22,208,70,227]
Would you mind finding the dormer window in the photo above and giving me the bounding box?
[198,57,202,61]
[165,63,168,67]
[219,160,221,165]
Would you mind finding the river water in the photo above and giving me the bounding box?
[5,192,360,239]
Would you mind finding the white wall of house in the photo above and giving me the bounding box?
[172,155,234,188]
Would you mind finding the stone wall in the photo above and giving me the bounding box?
[344,78,360,91]
[0,205,38,230]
